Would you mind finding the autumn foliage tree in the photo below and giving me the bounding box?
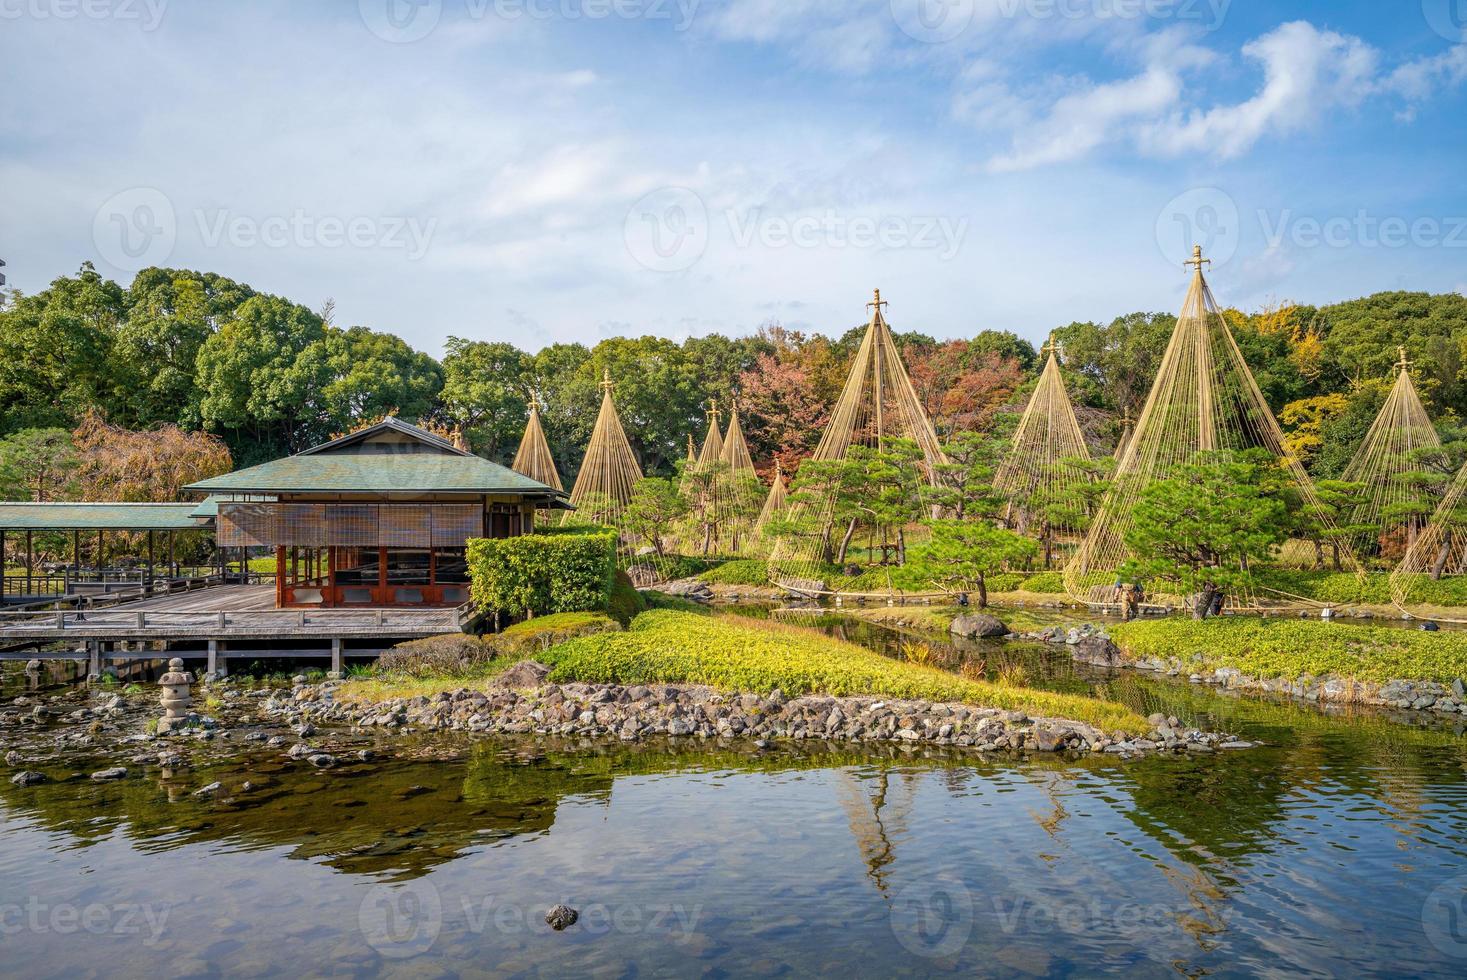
[72,412,233,502]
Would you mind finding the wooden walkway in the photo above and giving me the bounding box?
[0,584,467,643]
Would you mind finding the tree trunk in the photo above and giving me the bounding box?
[836,517,858,565]
[1332,540,1342,573]
[896,528,906,566]
[1193,582,1218,620]
[1432,532,1453,580]
[976,572,988,610]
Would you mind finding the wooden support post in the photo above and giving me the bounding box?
[147,531,156,587]
[87,641,101,678]
[207,639,219,678]
[331,637,343,676]
[276,546,286,606]
[25,529,33,596]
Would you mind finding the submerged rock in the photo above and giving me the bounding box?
[90,767,128,781]
[10,771,46,787]
[545,905,579,931]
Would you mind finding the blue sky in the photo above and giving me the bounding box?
[1,0,1464,355]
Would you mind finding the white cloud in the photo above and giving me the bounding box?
[966,22,1467,171]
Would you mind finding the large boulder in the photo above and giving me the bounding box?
[658,579,715,602]
[950,613,1010,639]
[1070,635,1122,668]
[491,661,552,690]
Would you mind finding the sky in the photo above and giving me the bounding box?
[1,0,1465,357]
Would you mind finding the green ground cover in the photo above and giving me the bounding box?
[537,609,1146,731]
[1108,618,1467,685]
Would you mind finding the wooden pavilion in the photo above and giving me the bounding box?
[184,417,568,609]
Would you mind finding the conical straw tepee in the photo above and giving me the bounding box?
[510,394,563,492]
[1063,247,1362,610]
[565,369,642,525]
[1340,350,1442,559]
[993,336,1092,548]
[721,402,756,475]
[1391,458,1467,623]
[767,290,947,595]
[757,459,788,531]
[696,399,725,467]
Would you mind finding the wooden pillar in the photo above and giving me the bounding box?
[378,547,387,602]
[327,546,337,608]
[207,639,219,678]
[147,530,156,586]
[331,637,343,676]
[87,640,101,679]
[25,529,33,596]
[275,546,286,606]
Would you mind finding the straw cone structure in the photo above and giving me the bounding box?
[1392,461,1467,622]
[757,460,788,532]
[683,400,762,555]
[1063,248,1362,610]
[565,369,642,525]
[1340,353,1442,559]
[767,290,946,595]
[993,338,1092,540]
[721,403,756,475]
[510,397,563,492]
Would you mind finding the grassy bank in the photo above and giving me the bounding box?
[1108,618,1467,685]
[353,608,1147,732]
[536,609,1145,731]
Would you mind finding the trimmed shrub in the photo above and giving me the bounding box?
[501,611,622,654]
[698,559,770,586]
[378,634,500,678]
[606,570,647,626]
[468,532,615,619]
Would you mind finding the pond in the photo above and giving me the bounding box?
[3,614,1467,977]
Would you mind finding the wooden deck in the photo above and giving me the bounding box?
[0,584,468,643]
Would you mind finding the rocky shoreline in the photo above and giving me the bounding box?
[266,661,1252,758]
[1042,623,1467,716]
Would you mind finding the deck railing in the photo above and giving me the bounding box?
[0,605,461,633]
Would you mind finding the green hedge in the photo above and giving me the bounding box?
[1109,618,1467,684]
[698,559,771,586]
[468,532,616,619]
[539,609,1146,731]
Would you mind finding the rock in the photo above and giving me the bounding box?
[194,781,223,796]
[158,752,186,768]
[545,905,579,931]
[4,750,21,766]
[10,770,46,787]
[295,723,317,738]
[1070,636,1122,668]
[307,754,337,769]
[491,661,552,690]
[90,767,128,781]
[1032,727,1065,752]
[1453,678,1466,700]
[356,749,376,762]
[659,579,715,601]
[949,613,1009,639]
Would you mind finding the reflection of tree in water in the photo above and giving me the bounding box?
[835,767,921,895]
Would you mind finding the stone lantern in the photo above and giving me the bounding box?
[158,658,193,730]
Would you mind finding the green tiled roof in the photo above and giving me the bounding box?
[184,453,565,497]
[0,503,209,531]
